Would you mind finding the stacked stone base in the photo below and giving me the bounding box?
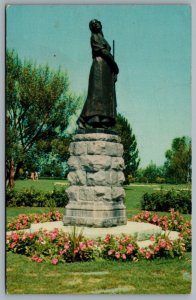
[64,133,127,227]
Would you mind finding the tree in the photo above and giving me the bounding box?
[164,136,191,183]
[114,113,140,182]
[141,161,165,183]
[6,50,80,187]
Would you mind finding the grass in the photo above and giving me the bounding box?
[6,180,191,221]
[6,180,192,294]
[13,178,68,192]
[6,252,192,294]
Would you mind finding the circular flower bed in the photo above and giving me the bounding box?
[6,209,191,264]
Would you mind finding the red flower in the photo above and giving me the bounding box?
[11,233,19,242]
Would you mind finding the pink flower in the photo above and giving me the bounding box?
[104,234,111,244]
[29,233,34,239]
[150,235,155,241]
[122,254,127,260]
[87,240,94,248]
[154,245,160,252]
[79,242,86,251]
[115,252,120,259]
[16,223,22,230]
[159,240,167,248]
[139,248,145,255]
[64,243,70,250]
[50,232,57,241]
[11,233,19,241]
[145,252,151,259]
[152,215,159,223]
[60,250,65,256]
[51,258,58,265]
[10,242,16,249]
[31,255,42,262]
[118,244,123,250]
[108,249,114,256]
[126,244,134,254]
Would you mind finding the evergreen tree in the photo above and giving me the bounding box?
[114,113,140,182]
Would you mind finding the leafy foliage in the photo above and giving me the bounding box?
[7,211,63,231]
[141,189,191,214]
[6,50,80,185]
[114,113,140,182]
[136,162,165,183]
[6,188,68,208]
[164,136,191,184]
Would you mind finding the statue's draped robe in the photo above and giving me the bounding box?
[79,33,119,127]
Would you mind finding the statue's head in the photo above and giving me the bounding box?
[89,19,102,33]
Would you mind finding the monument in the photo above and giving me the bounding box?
[64,19,127,227]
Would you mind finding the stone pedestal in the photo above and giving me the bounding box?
[63,132,127,227]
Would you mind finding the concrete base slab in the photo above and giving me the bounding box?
[30,220,164,241]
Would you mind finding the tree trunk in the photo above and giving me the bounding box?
[6,160,15,188]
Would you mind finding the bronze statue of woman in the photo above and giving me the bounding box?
[77,19,119,129]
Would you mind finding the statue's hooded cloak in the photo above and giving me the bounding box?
[79,31,119,127]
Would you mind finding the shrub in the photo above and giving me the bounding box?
[155,177,165,184]
[101,234,139,261]
[7,211,63,231]
[138,233,186,260]
[6,228,100,264]
[141,189,191,214]
[6,188,69,208]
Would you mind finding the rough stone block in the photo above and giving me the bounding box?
[112,187,125,202]
[79,155,111,172]
[106,142,123,157]
[87,170,106,186]
[79,186,95,202]
[94,186,112,202]
[118,171,125,185]
[66,186,79,202]
[67,156,80,171]
[111,157,125,170]
[87,141,107,155]
[69,141,87,156]
[67,170,86,185]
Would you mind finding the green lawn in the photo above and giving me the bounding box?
[13,178,68,192]
[7,180,191,221]
[6,252,191,294]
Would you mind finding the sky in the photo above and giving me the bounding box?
[6,4,191,167]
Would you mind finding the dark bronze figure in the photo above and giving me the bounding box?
[77,19,119,129]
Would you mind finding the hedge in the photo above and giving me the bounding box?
[6,188,69,207]
[141,189,191,214]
